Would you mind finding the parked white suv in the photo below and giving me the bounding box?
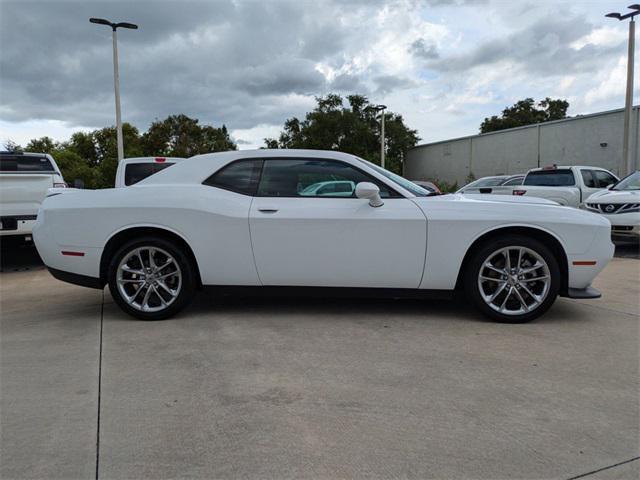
[0,152,66,239]
[115,157,185,187]
[585,170,640,238]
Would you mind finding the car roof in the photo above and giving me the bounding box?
[528,166,610,172]
[137,149,416,197]
[0,151,52,157]
[140,150,362,185]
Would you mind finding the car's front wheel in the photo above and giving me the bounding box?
[464,235,561,323]
[108,237,196,320]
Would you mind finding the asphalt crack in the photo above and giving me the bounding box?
[566,456,640,480]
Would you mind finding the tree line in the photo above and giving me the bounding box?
[7,114,236,188]
[5,94,568,188]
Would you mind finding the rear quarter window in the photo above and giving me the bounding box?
[0,155,55,172]
[523,170,575,186]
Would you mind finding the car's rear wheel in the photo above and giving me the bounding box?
[464,235,561,323]
[108,237,196,320]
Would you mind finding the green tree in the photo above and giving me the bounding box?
[264,94,419,174]
[3,140,22,152]
[25,136,57,154]
[53,149,99,189]
[480,97,569,133]
[141,114,236,157]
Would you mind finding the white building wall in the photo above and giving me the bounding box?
[405,107,637,184]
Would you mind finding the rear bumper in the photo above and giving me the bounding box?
[0,216,37,237]
[563,286,601,299]
[48,267,104,289]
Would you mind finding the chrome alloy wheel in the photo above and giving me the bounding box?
[477,246,551,316]
[116,246,182,313]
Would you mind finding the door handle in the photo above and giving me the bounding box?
[258,207,279,214]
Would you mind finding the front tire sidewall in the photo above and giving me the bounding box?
[465,236,561,323]
[108,237,196,320]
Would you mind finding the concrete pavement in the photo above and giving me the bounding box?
[1,258,638,479]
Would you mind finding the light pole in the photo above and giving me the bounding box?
[606,4,640,175]
[371,104,387,168]
[90,18,138,162]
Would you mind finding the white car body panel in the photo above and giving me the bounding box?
[33,150,613,298]
[249,197,426,287]
[414,194,612,290]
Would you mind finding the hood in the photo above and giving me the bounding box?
[447,193,559,206]
[586,189,640,203]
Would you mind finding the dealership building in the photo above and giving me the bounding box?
[405,106,639,185]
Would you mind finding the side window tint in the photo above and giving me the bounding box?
[580,170,596,188]
[257,159,397,198]
[203,159,263,195]
[594,170,617,188]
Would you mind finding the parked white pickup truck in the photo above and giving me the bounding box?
[0,152,67,239]
[486,166,619,207]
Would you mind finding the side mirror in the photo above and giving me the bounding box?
[355,182,384,207]
[73,178,85,189]
[606,184,614,190]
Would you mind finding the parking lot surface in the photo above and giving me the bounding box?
[1,245,639,479]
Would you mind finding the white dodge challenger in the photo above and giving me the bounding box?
[33,150,614,323]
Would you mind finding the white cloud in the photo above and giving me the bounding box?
[583,56,627,106]
[571,26,627,50]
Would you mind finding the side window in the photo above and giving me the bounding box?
[257,159,398,198]
[594,170,617,188]
[580,170,596,188]
[203,159,263,195]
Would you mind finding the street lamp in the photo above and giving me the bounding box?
[370,104,387,169]
[606,4,640,175]
[90,18,138,162]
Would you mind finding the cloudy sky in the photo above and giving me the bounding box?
[0,0,632,149]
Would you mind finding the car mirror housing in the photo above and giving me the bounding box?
[355,182,384,207]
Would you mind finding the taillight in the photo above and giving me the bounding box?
[53,182,67,188]
[154,157,166,163]
[512,189,526,196]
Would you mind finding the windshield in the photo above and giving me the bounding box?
[612,170,640,191]
[465,177,507,188]
[357,158,434,197]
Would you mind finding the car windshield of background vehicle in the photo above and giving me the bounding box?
[124,162,175,186]
[502,177,524,186]
[523,169,575,186]
[612,171,640,191]
[357,159,433,197]
[0,155,55,172]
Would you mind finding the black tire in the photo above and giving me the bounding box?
[464,235,561,323]
[107,236,196,320]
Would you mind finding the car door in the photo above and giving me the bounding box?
[248,158,427,288]
[579,169,601,201]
